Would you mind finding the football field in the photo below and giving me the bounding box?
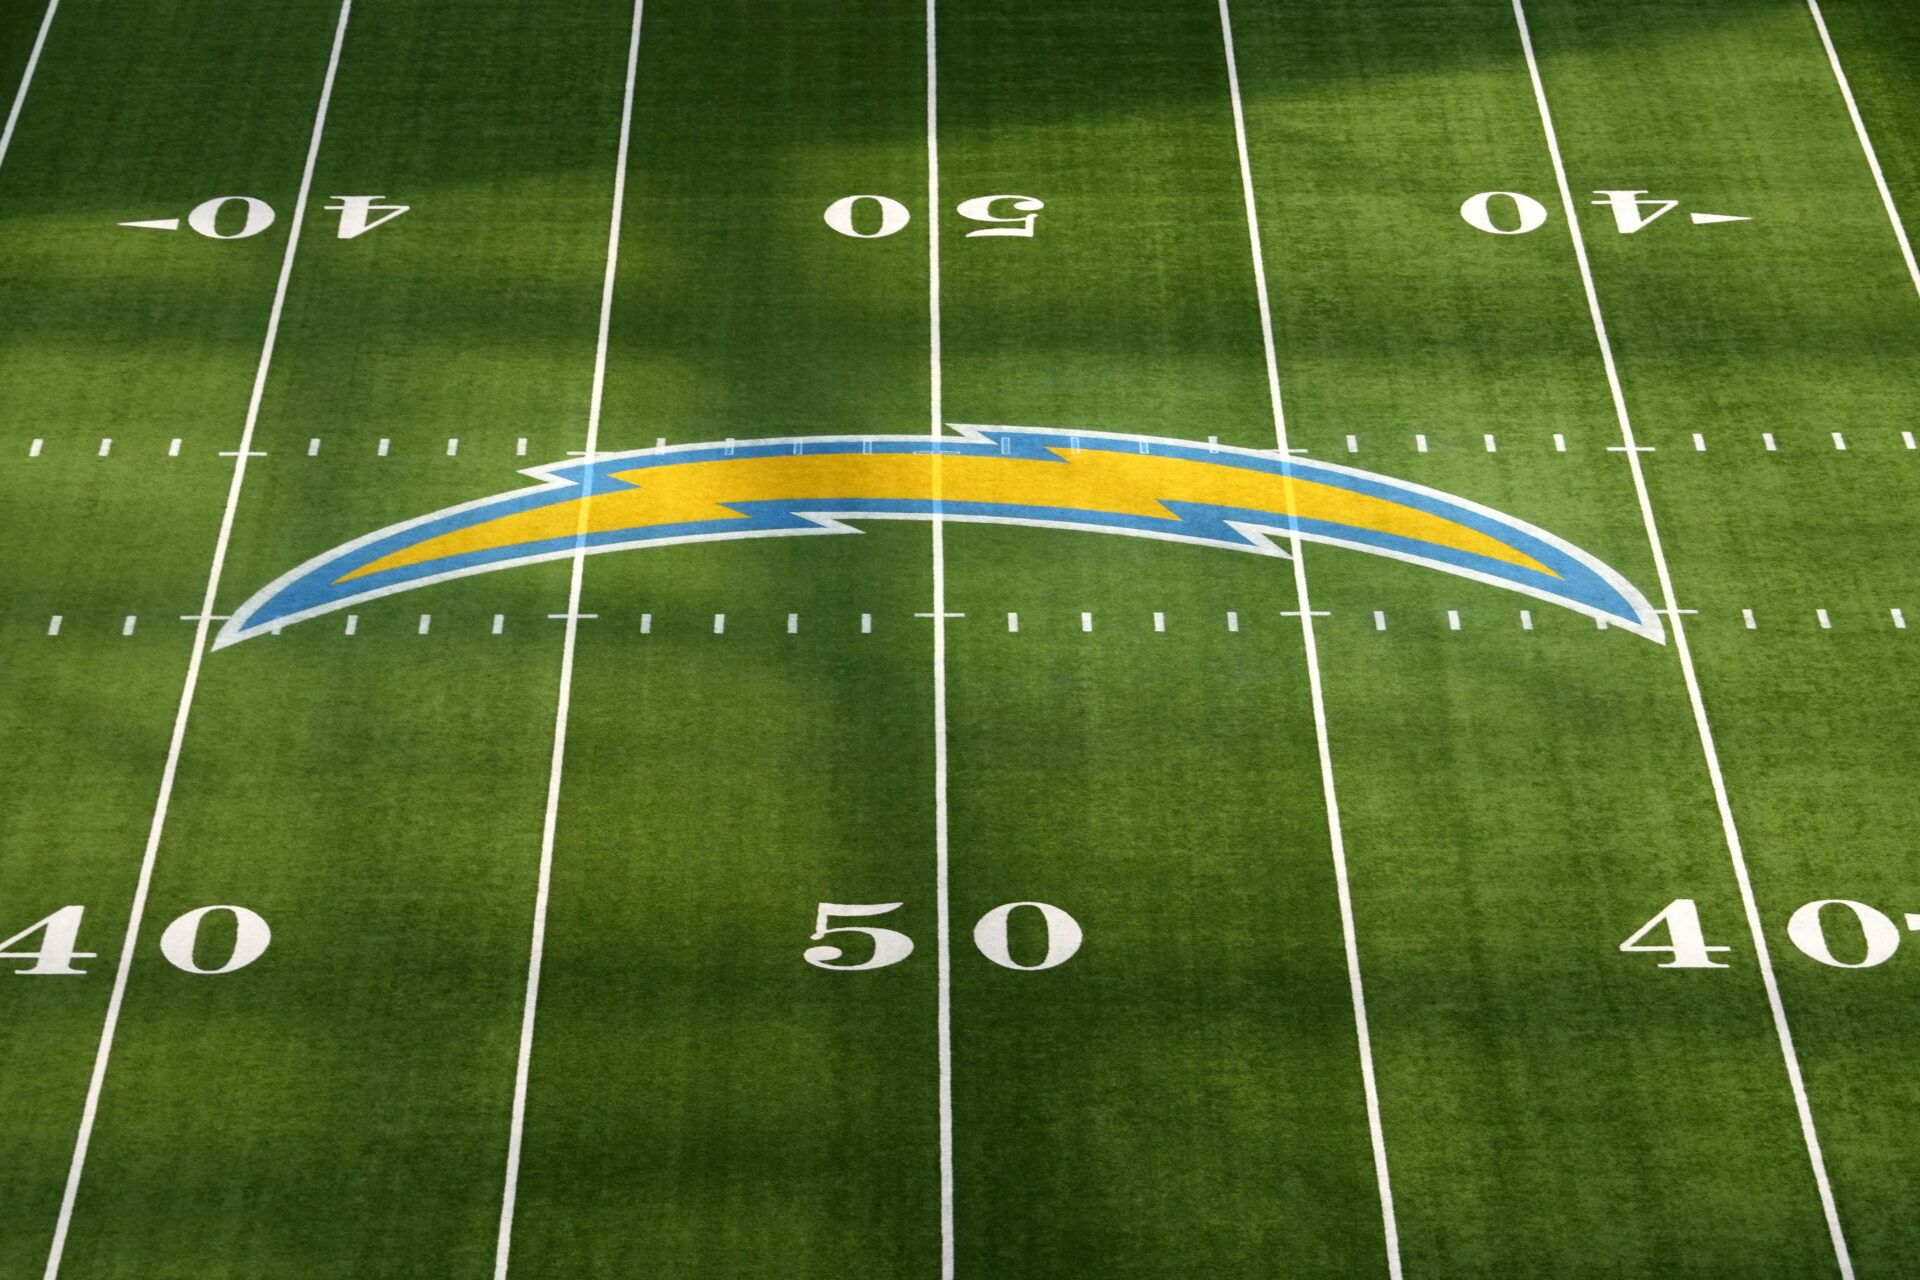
[5,0,1920,1275]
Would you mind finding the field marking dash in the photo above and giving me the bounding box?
[1483,432,1497,452]
[0,0,60,178]
[1904,431,1916,450]
[1764,431,1778,451]
[1414,432,1428,453]
[1221,3,1401,1273]
[861,612,872,634]
[307,437,320,456]
[418,613,431,635]
[1226,610,1239,632]
[1892,608,1906,630]
[493,5,645,1278]
[516,437,528,456]
[1345,433,1358,453]
[492,614,504,635]
[640,612,651,634]
[46,615,60,636]
[43,5,354,1276]
[1514,4,1852,1271]
[1520,609,1533,630]
[1832,431,1847,451]
[712,612,724,634]
[376,437,390,456]
[97,438,110,457]
[29,438,42,457]
[344,614,357,635]
[1744,608,1757,630]
[787,612,799,634]
[121,616,135,637]
[1807,0,1920,301]
[1693,432,1706,452]
[1447,609,1461,631]
[168,438,181,457]
[1152,611,1166,632]
[1816,608,1831,630]
[447,437,459,456]
[1553,432,1566,452]
[1373,610,1387,631]
[1006,611,1018,633]
[1080,611,1093,632]
[1906,913,1920,931]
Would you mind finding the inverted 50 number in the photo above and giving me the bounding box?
[805,901,1082,971]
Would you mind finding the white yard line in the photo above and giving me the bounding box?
[1805,0,1920,301]
[1215,4,1402,1274]
[492,2,645,1275]
[926,3,955,1276]
[41,4,354,1276]
[0,0,59,176]
[1509,3,1854,1275]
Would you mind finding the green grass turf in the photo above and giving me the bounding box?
[3,0,1919,1276]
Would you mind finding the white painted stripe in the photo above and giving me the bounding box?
[417,614,431,635]
[1447,609,1461,631]
[1807,0,1920,300]
[1219,3,1401,1272]
[1764,431,1778,451]
[1520,609,1533,631]
[1153,611,1166,632]
[1893,608,1906,630]
[1831,431,1847,451]
[376,436,390,456]
[1904,431,1916,450]
[1692,432,1706,452]
[43,7,353,1274]
[1483,432,1497,452]
[492,614,504,635]
[1006,611,1018,633]
[344,613,358,636]
[640,612,651,635]
[29,438,43,457]
[1816,608,1831,630]
[447,437,459,456]
[1373,609,1386,631]
[926,6,954,1275]
[1414,432,1428,453]
[307,437,320,456]
[168,438,182,457]
[46,615,60,636]
[516,437,528,457]
[97,438,110,457]
[710,611,721,635]
[121,616,135,637]
[0,0,60,177]
[1512,5,1852,1271]
[1226,610,1239,632]
[1744,608,1757,630]
[861,612,872,634]
[1552,432,1566,452]
[494,5,644,1276]
[787,612,799,634]
[1080,611,1093,632]
[1345,433,1358,453]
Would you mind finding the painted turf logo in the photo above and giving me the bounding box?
[216,425,1664,648]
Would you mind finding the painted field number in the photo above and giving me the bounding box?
[806,900,1082,970]
[1,904,270,975]
[825,193,1046,239]
[1626,897,1911,970]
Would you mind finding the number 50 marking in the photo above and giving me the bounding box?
[805,900,1082,971]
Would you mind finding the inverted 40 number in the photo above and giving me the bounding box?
[119,194,409,240]
[0,904,270,976]
[1623,897,1915,970]
[805,900,1082,971]
[824,194,1046,240]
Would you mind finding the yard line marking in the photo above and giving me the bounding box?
[0,0,59,178]
[925,4,956,1275]
[1831,432,1847,451]
[1483,432,1497,453]
[1227,610,1239,632]
[1764,431,1778,451]
[639,612,651,635]
[1693,432,1706,452]
[97,438,110,457]
[1520,609,1533,630]
[1006,611,1019,633]
[1744,608,1757,630]
[492,613,504,635]
[1553,431,1566,452]
[1816,608,1832,630]
[307,437,320,456]
[121,616,135,637]
[1513,4,1853,1272]
[1080,611,1093,632]
[417,613,431,635]
[1447,609,1461,631]
[1153,611,1166,632]
[168,438,181,457]
[447,437,460,456]
[1806,0,1920,300]
[42,5,354,1275]
[344,613,358,636]
[46,615,60,636]
[787,612,799,634]
[1373,609,1387,631]
[861,612,872,634]
[1346,433,1359,453]
[1904,431,1917,450]
[29,438,43,457]
[1892,608,1906,630]
[1415,432,1428,453]
[493,3,644,1276]
[1219,3,1400,1273]
[377,436,390,456]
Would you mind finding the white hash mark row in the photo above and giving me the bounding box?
[37,606,1919,637]
[13,430,1920,459]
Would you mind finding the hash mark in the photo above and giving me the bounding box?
[47,615,61,636]
[1007,612,1019,633]
[122,616,136,637]
[345,615,358,636]
[307,438,321,456]
[1081,611,1093,632]
[492,614,504,635]
[1483,433,1497,453]
[1816,608,1832,630]
[418,614,432,635]
[1904,431,1916,451]
[1345,434,1358,454]
[28,438,43,457]
[1743,609,1757,630]
[1153,611,1165,632]
[1520,610,1533,630]
[1692,433,1706,452]
[787,612,799,634]
[378,438,391,457]
[1763,432,1777,452]
[640,613,652,634]
[713,613,725,634]
[1905,914,1920,931]
[1893,608,1907,630]
[447,438,459,456]
[1552,433,1566,453]
[516,437,528,457]
[1373,610,1387,631]
[1832,432,1847,451]
[168,439,182,457]
[98,438,111,457]
[1415,433,1428,453]
[861,613,872,634]
[1226,611,1239,633]
[1447,610,1461,631]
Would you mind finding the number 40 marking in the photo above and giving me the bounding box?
[0,904,271,975]
[1624,897,1912,970]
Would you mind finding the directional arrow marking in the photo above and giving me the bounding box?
[1690,212,1752,225]
[118,217,181,231]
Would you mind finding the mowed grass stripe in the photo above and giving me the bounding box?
[0,2,369,1273]
[1523,0,1920,1269]
[506,1,941,1274]
[35,3,643,1275]
[1233,0,1846,1273]
[940,0,1388,1273]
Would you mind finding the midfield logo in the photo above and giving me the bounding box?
[217,426,1663,648]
